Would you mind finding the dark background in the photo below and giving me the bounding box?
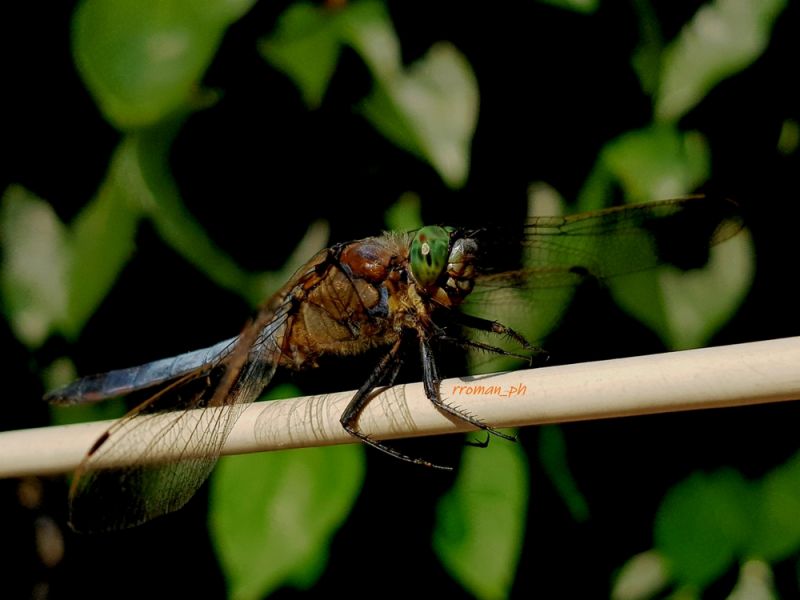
[2,1,800,598]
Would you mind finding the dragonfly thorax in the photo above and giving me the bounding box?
[409,226,478,307]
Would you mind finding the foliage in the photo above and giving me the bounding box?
[2,0,796,598]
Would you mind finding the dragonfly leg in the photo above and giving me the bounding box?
[419,338,516,442]
[435,334,535,363]
[448,312,536,351]
[340,338,452,470]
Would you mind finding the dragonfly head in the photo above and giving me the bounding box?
[409,226,478,306]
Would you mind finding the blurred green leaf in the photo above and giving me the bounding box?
[360,41,478,189]
[577,125,708,211]
[630,0,664,96]
[610,225,753,350]
[611,550,670,600]
[433,435,528,600]
[1,142,145,346]
[210,420,365,599]
[73,0,256,128]
[599,125,710,204]
[2,118,330,349]
[262,0,478,188]
[260,3,343,108]
[338,0,402,79]
[617,456,800,596]
[539,425,589,522]
[747,453,800,562]
[539,0,599,14]
[778,119,800,156]
[384,192,423,231]
[576,125,752,349]
[64,137,142,339]
[576,160,617,213]
[349,4,477,189]
[655,0,787,122]
[69,122,259,334]
[655,469,753,589]
[131,120,273,305]
[728,560,777,600]
[0,186,70,347]
[651,227,752,349]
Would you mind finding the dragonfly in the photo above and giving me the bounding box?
[46,195,744,532]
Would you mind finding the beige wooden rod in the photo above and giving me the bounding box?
[2,337,799,477]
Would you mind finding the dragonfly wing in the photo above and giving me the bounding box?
[461,196,744,361]
[522,195,742,280]
[476,195,744,290]
[67,302,294,532]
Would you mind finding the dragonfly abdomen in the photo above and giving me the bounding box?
[45,337,237,405]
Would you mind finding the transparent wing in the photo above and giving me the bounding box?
[474,195,744,290]
[460,196,745,365]
[66,301,294,533]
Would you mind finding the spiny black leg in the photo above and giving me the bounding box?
[449,312,535,350]
[419,338,516,442]
[340,338,452,471]
[435,335,536,364]
[339,338,401,434]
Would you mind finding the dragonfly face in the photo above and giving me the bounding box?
[408,225,478,306]
[46,195,745,532]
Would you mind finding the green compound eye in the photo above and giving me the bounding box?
[409,226,451,290]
